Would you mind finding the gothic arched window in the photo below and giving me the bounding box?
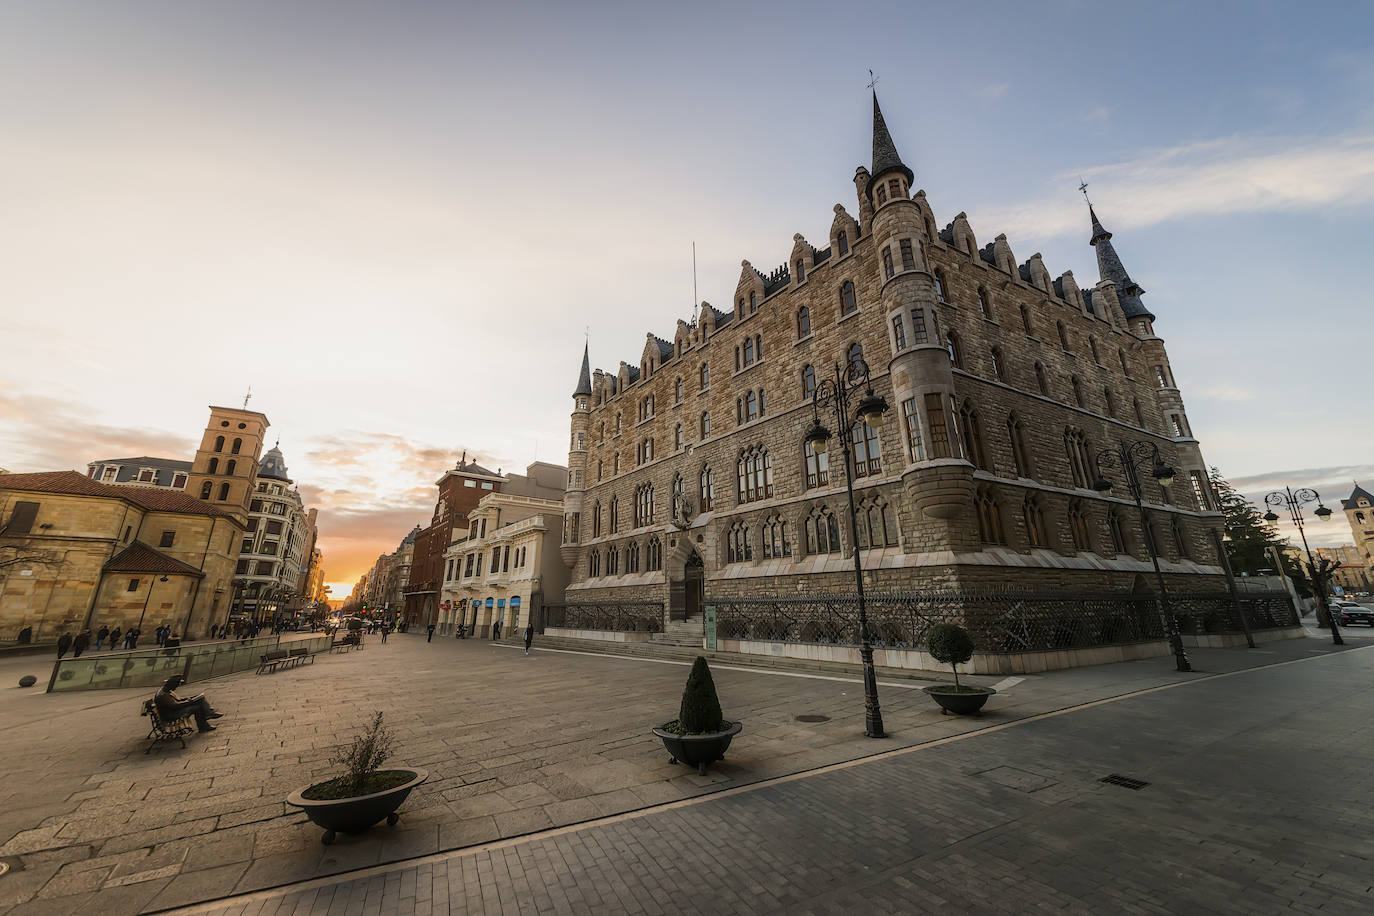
[840,281,858,316]
[231,438,242,455]
[700,465,714,511]
[855,496,897,549]
[737,446,773,503]
[214,436,225,452]
[727,521,753,563]
[974,487,1005,545]
[802,364,816,400]
[806,505,841,555]
[797,306,812,338]
[217,482,230,501]
[762,514,789,559]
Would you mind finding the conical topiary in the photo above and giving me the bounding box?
[678,656,725,734]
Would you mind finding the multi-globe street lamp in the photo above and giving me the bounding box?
[1092,439,1192,673]
[802,356,889,739]
[1263,487,1340,646]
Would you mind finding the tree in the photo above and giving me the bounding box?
[1210,468,1310,597]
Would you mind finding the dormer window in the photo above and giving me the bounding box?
[795,258,805,283]
[837,231,849,256]
[749,291,756,313]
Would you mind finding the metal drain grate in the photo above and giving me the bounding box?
[795,714,831,723]
[1100,773,1149,790]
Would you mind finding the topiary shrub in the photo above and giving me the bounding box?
[677,656,725,734]
[927,623,975,687]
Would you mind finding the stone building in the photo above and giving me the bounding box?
[1317,544,1372,594]
[86,457,191,490]
[185,406,271,521]
[440,462,569,637]
[559,92,1226,626]
[1339,485,1374,580]
[0,471,242,639]
[231,444,316,623]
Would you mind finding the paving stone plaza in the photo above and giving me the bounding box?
[1,626,1372,914]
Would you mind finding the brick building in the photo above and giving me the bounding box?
[559,92,1226,626]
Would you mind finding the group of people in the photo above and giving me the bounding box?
[207,620,263,640]
[435,620,536,655]
[56,625,144,658]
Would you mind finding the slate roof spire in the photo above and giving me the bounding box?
[1086,197,1154,321]
[868,91,913,194]
[573,342,593,397]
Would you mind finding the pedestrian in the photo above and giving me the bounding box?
[492,618,502,641]
[380,625,388,644]
[73,629,91,657]
[426,623,435,643]
[56,632,73,659]
[155,625,165,647]
[125,627,139,650]
[96,625,109,650]
[108,627,122,651]
[524,625,533,656]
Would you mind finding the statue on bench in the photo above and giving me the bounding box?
[154,675,225,733]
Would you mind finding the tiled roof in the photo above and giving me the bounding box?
[89,457,192,470]
[1342,485,1374,510]
[0,470,237,517]
[103,541,206,578]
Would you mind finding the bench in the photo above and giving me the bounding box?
[141,698,195,753]
[288,647,314,666]
[331,633,363,652]
[257,649,290,674]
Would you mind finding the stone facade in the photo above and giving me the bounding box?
[1317,543,1372,594]
[185,406,271,522]
[232,444,316,623]
[559,93,1227,622]
[1339,485,1374,584]
[0,472,242,639]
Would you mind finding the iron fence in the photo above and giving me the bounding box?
[543,601,664,634]
[712,589,1297,655]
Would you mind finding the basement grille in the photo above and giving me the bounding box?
[795,714,831,723]
[1100,773,1149,790]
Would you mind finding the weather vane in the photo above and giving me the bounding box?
[867,69,879,92]
[1078,176,1091,205]
[243,385,252,409]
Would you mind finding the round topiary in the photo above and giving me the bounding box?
[18,675,37,688]
[927,623,975,687]
[678,656,725,735]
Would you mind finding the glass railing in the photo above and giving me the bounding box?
[46,634,332,692]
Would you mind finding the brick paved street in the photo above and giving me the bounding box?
[1,630,1370,914]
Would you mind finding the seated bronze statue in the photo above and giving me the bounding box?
[154,675,224,732]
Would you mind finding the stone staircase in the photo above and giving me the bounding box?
[650,614,705,648]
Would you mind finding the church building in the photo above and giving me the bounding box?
[559,93,1226,627]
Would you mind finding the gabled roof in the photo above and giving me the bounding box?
[0,471,237,517]
[103,541,206,578]
[653,336,674,362]
[1342,485,1374,510]
[90,457,192,470]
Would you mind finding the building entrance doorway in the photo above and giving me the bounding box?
[684,551,704,619]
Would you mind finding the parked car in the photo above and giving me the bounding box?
[1335,602,1374,626]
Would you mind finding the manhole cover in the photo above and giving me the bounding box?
[795,714,830,723]
[1100,773,1149,790]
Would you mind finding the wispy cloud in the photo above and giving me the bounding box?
[1082,105,1111,122]
[1194,384,1256,403]
[976,83,1009,100]
[0,384,193,472]
[967,132,1374,246]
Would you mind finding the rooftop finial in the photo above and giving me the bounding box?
[243,385,252,409]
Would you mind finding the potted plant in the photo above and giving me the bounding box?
[923,623,996,716]
[652,657,742,775]
[287,711,427,844]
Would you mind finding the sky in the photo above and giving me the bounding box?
[1,1,1372,593]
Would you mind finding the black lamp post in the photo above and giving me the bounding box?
[1263,487,1340,646]
[136,575,170,633]
[803,356,890,738]
[1092,440,1192,672]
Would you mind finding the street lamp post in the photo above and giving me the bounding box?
[136,575,170,634]
[1092,439,1192,673]
[803,356,890,738]
[1263,487,1340,646]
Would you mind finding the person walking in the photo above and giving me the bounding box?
[492,618,502,641]
[523,625,534,656]
[426,623,435,643]
[96,625,109,651]
[72,630,91,657]
[56,632,73,659]
[125,627,140,650]
[108,627,122,651]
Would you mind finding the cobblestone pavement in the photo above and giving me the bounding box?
[0,630,1368,915]
[177,639,1374,916]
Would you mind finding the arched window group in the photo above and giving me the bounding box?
[974,487,1005,545]
[728,521,753,563]
[855,496,897,549]
[737,446,773,503]
[633,483,654,528]
[589,551,601,576]
[647,537,663,571]
[700,465,715,511]
[1064,428,1093,489]
[627,542,641,573]
[806,505,841,555]
[1023,494,1049,547]
[762,514,789,559]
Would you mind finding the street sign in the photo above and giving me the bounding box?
[704,605,716,651]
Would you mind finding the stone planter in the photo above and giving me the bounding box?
[923,685,996,716]
[652,721,742,775]
[287,768,428,844]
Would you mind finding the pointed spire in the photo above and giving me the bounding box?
[573,342,592,397]
[1084,196,1153,321]
[867,91,913,194]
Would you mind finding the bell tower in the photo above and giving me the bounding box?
[186,405,270,521]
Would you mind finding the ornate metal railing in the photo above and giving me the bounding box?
[543,601,663,634]
[712,589,1298,655]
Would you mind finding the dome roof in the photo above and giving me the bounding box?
[257,443,291,482]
